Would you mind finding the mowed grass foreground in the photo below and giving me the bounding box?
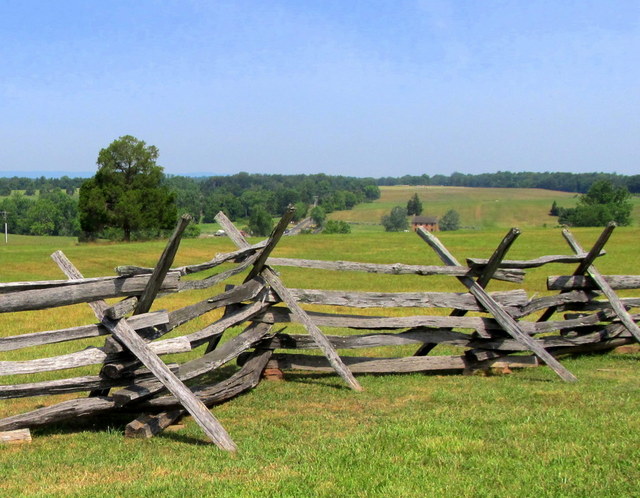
[1,225,640,495]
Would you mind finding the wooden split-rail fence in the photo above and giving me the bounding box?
[1,210,638,450]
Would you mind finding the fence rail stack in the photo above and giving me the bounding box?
[1,212,638,449]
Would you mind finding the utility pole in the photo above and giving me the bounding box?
[1,210,8,244]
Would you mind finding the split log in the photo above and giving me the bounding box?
[179,252,260,291]
[0,429,32,444]
[126,349,274,437]
[561,228,640,342]
[0,364,179,399]
[0,272,180,313]
[416,227,577,382]
[104,297,138,320]
[467,251,605,269]
[0,350,274,432]
[0,397,117,432]
[513,291,594,318]
[135,214,191,315]
[100,310,238,450]
[253,307,502,334]
[116,240,267,276]
[216,211,363,392]
[263,329,473,350]
[125,410,185,438]
[266,353,539,374]
[138,348,273,410]
[113,322,274,405]
[166,278,265,330]
[265,257,524,283]
[0,311,168,352]
[259,288,528,310]
[0,337,191,376]
[96,301,271,376]
[416,227,520,356]
[547,275,640,291]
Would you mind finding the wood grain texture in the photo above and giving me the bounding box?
[0,272,179,313]
[265,257,524,283]
[416,227,578,382]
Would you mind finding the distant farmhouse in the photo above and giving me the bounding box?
[411,215,439,232]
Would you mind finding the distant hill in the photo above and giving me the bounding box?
[330,186,640,229]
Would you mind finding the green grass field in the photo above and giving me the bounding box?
[1,189,640,496]
[331,185,640,229]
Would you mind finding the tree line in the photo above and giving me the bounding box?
[377,171,640,194]
[1,136,381,240]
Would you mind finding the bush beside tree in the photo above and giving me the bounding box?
[440,209,460,231]
[381,206,409,232]
[323,220,351,234]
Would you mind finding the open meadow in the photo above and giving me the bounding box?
[1,189,640,496]
[330,185,640,229]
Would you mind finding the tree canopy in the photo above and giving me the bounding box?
[381,206,409,232]
[79,135,176,241]
[559,180,633,227]
[439,209,460,231]
[406,193,423,216]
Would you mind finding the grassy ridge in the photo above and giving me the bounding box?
[330,185,640,229]
[1,222,639,495]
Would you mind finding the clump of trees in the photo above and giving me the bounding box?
[439,209,460,231]
[556,180,633,227]
[406,193,423,216]
[310,206,326,227]
[79,136,177,241]
[381,206,409,232]
[323,220,351,234]
[0,190,79,236]
[248,206,273,236]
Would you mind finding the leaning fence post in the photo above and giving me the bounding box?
[416,227,578,383]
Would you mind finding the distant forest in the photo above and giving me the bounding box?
[1,171,638,238]
[0,173,380,237]
[377,171,640,193]
[2,170,640,197]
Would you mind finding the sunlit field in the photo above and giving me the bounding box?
[1,190,639,496]
[330,185,640,229]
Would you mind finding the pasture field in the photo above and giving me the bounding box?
[1,223,640,496]
[330,185,640,229]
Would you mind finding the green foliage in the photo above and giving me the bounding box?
[248,206,273,236]
[0,191,79,236]
[381,206,408,231]
[406,193,423,216]
[377,170,640,194]
[79,135,177,241]
[291,202,308,222]
[364,184,381,201]
[439,209,460,231]
[310,206,326,226]
[323,219,351,234]
[559,180,633,226]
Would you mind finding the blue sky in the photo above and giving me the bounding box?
[1,1,638,178]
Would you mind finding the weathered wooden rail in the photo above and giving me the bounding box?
[1,213,638,449]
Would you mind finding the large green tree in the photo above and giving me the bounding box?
[79,135,176,241]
